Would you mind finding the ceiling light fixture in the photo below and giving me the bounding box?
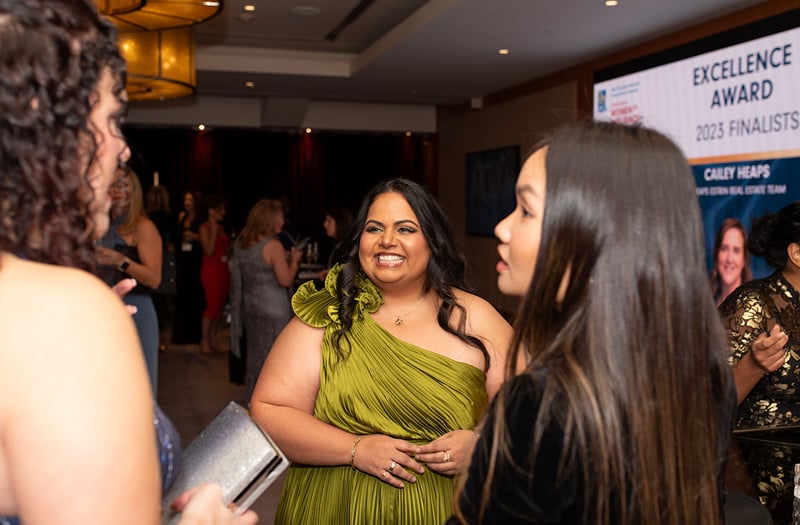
[605,0,618,6]
[94,0,143,15]
[245,81,255,88]
[95,0,222,101]
[198,124,206,131]
[243,4,256,12]
[119,27,196,101]
[103,0,222,31]
[498,48,510,55]
[305,128,312,134]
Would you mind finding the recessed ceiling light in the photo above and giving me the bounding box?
[245,81,255,88]
[498,48,510,55]
[305,127,312,134]
[605,0,618,6]
[290,6,321,17]
[197,124,206,131]
[405,131,412,137]
[243,4,255,12]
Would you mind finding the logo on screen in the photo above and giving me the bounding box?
[597,90,607,113]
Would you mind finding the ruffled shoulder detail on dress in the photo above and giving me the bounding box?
[291,264,383,328]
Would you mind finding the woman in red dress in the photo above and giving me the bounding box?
[198,195,230,354]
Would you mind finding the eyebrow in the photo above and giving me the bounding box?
[365,219,420,228]
[517,183,542,200]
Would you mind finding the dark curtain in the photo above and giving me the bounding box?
[123,126,435,240]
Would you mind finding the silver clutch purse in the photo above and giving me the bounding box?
[160,401,289,524]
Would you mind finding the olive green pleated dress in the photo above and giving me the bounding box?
[276,265,488,525]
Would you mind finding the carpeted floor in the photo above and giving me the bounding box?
[156,344,285,523]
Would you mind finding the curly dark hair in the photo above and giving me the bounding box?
[334,178,489,365]
[0,0,126,271]
[748,201,800,270]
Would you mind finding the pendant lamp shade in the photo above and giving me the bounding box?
[119,27,196,101]
[93,0,220,101]
[94,0,144,15]
[105,0,222,31]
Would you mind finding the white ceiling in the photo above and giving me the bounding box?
[190,0,770,107]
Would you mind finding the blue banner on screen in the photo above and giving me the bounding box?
[593,11,800,279]
[694,157,800,278]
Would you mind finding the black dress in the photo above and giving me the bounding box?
[450,370,734,524]
[171,213,205,344]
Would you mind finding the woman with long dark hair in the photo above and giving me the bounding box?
[172,190,205,345]
[451,121,736,525]
[251,179,514,524]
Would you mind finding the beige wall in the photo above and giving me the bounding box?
[437,83,577,314]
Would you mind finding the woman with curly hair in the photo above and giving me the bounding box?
[720,202,800,522]
[0,1,256,524]
[251,178,514,524]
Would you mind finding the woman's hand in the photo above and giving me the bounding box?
[111,277,138,315]
[351,434,425,488]
[289,247,303,265]
[95,245,125,267]
[749,323,788,373]
[171,483,259,525]
[415,429,479,476]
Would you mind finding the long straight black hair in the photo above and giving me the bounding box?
[460,121,734,525]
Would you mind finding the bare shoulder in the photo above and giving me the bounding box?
[263,237,284,252]
[136,215,160,235]
[0,256,158,524]
[0,255,121,309]
[0,255,137,361]
[453,288,515,398]
[453,288,510,330]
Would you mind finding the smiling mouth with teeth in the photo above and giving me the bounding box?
[377,255,405,265]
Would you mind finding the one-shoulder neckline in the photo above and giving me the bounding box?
[363,311,486,378]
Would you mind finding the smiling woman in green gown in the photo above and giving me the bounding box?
[250,179,514,524]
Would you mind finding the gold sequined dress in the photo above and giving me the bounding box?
[720,271,800,519]
[275,265,488,524]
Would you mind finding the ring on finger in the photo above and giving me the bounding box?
[381,470,388,479]
[389,461,397,473]
[442,451,450,463]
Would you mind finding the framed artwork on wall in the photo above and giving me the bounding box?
[465,145,520,236]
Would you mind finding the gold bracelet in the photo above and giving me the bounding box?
[350,436,361,470]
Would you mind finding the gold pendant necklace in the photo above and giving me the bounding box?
[388,295,426,326]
